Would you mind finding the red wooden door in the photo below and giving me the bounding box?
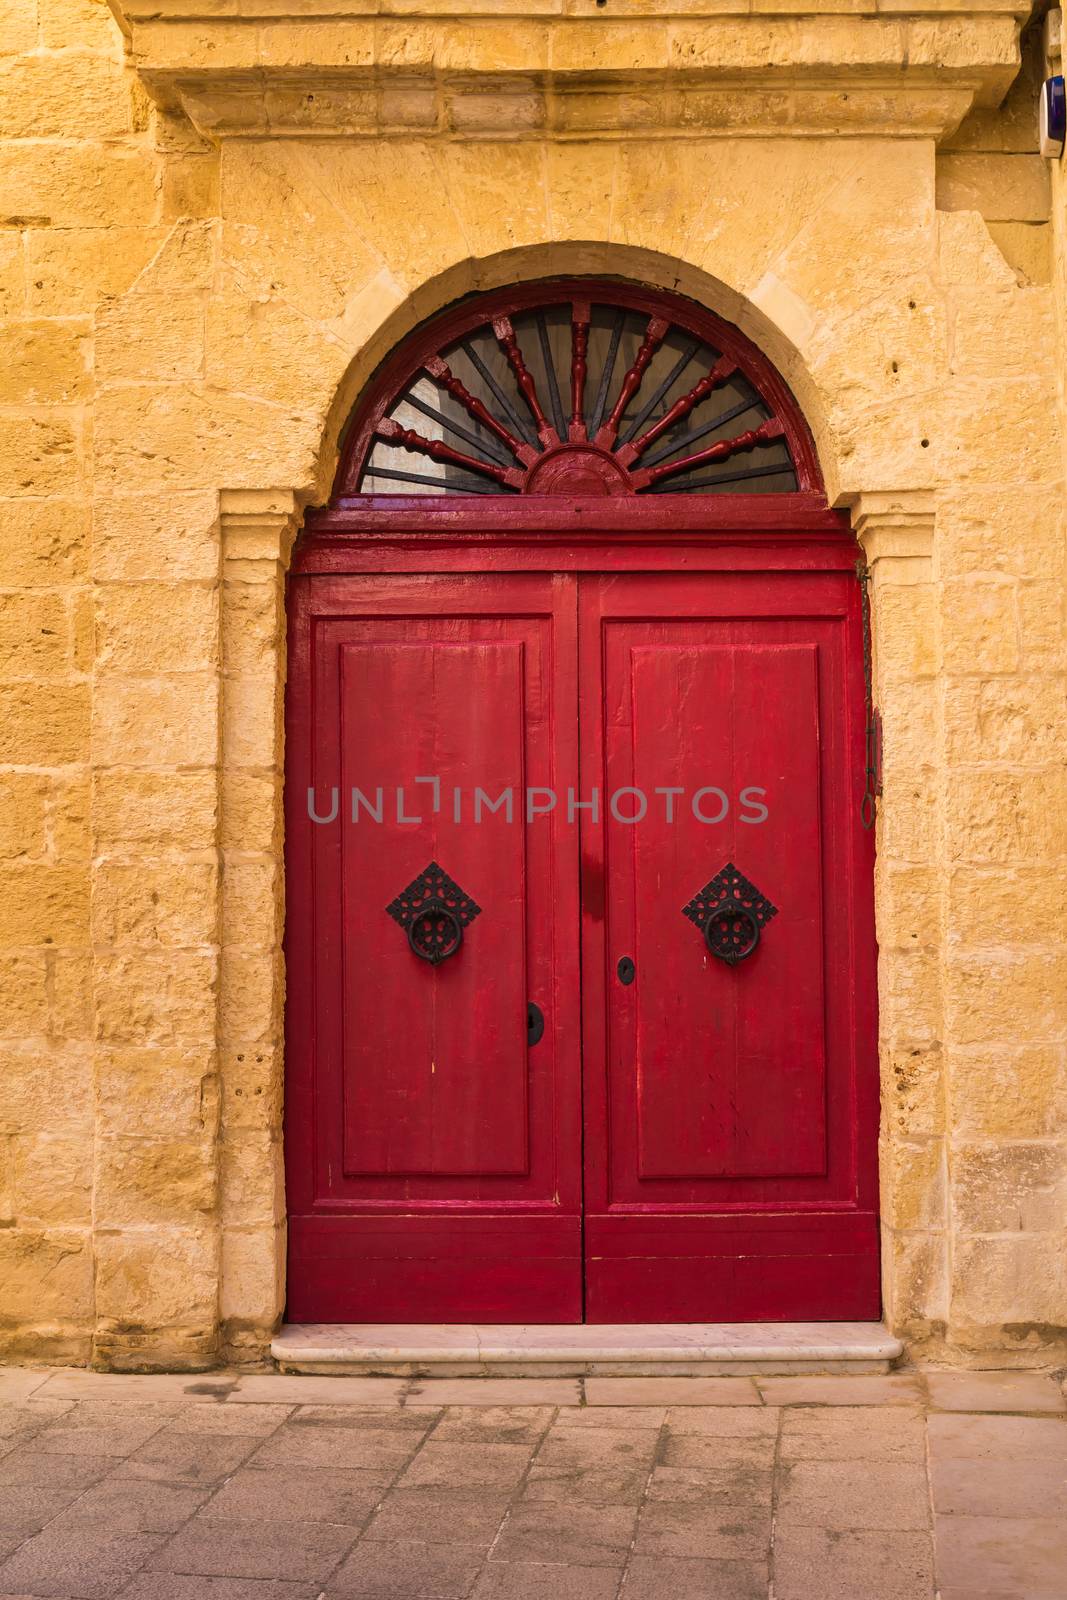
[284,572,583,1321]
[578,570,880,1321]
[286,559,878,1324]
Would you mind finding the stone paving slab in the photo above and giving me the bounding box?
[0,1365,1061,1598]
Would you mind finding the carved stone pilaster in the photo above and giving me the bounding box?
[217,488,304,1358]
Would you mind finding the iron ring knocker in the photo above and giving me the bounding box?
[386,862,483,967]
[682,863,778,967]
[704,899,761,965]
[407,904,463,965]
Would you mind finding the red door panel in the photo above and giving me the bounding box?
[339,640,529,1179]
[579,572,879,1322]
[285,573,582,1322]
[626,639,826,1181]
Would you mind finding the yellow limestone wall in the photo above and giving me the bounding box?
[0,0,1064,1370]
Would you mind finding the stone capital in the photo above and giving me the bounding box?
[837,489,935,576]
[219,489,303,571]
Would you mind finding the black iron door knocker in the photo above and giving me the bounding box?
[682,862,778,966]
[386,862,482,966]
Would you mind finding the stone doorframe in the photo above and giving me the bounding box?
[214,480,936,1361]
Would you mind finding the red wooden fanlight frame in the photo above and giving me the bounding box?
[322,279,828,519]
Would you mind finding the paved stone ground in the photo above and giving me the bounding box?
[0,1367,1064,1599]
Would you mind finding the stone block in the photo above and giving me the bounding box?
[883,1045,945,1138]
[937,210,1021,288]
[220,1046,282,1134]
[944,676,1067,766]
[92,492,220,583]
[221,581,284,676]
[222,859,280,949]
[947,868,1067,948]
[91,675,219,767]
[0,589,79,677]
[0,865,90,947]
[96,1046,219,1141]
[220,1133,284,1227]
[950,287,1055,381]
[46,771,88,864]
[951,1143,1067,1234]
[950,1236,1067,1331]
[0,0,37,55]
[871,583,938,681]
[219,1222,285,1328]
[218,950,282,1045]
[880,1229,948,1333]
[0,1226,94,1323]
[95,381,319,497]
[0,500,90,586]
[94,1224,219,1339]
[946,769,1067,864]
[0,52,134,139]
[877,950,942,1047]
[877,765,939,865]
[0,318,91,404]
[206,285,344,415]
[945,948,1067,1048]
[874,863,939,953]
[221,771,281,852]
[220,142,383,323]
[0,412,82,498]
[881,1137,945,1231]
[1017,579,1065,667]
[435,141,550,261]
[947,1045,1067,1139]
[162,153,220,221]
[11,1133,93,1226]
[943,376,1062,484]
[222,674,282,770]
[0,953,51,1039]
[0,1043,93,1134]
[93,770,218,850]
[96,583,220,679]
[936,153,1050,222]
[91,860,219,947]
[941,581,1019,674]
[38,0,123,51]
[96,293,206,385]
[94,950,218,1045]
[0,773,48,859]
[95,1135,218,1224]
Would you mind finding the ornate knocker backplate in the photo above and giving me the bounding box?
[386,862,482,965]
[682,863,778,966]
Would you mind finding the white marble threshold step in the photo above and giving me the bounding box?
[272,1321,903,1377]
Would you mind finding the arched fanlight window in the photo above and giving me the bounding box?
[333,280,821,500]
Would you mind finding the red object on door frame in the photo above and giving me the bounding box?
[284,279,881,1324]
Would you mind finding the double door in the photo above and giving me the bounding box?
[284,563,880,1323]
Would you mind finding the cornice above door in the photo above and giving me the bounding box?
[108,0,1028,142]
